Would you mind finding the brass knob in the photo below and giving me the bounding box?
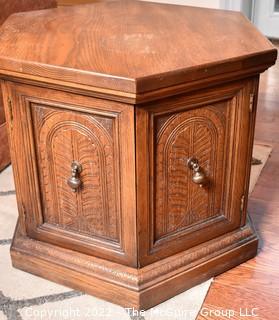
[67,161,82,192]
[187,157,207,187]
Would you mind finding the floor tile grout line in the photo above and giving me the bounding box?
[0,290,85,320]
[1,290,85,308]
[0,191,16,196]
[129,315,146,320]
[0,239,12,245]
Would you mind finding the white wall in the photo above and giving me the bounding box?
[141,0,253,18]
[221,0,252,17]
[141,0,222,9]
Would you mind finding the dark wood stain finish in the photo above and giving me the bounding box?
[0,0,277,309]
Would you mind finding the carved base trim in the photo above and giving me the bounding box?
[11,218,258,309]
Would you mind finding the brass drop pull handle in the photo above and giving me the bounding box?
[187,157,207,187]
[67,161,82,192]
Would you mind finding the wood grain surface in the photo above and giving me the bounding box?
[136,78,259,266]
[3,82,137,266]
[2,74,261,307]
[0,1,277,310]
[0,1,276,95]
[32,105,120,241]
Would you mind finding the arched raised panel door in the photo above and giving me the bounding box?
[33,108,120,242]
[155,107,225,241]
[7,83,137,267]
[136,81,253,266]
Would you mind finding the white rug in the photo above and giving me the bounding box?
[0,143,271,320]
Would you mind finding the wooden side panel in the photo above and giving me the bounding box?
[137,78,258,266]
[2,82,137,267]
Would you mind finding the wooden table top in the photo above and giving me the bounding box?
[0,0,277,97]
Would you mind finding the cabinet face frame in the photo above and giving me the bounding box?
[2,81,137,267]
[136,78,259,266]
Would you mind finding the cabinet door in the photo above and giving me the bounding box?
[137,79,258,266]
[4,82,136,266]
